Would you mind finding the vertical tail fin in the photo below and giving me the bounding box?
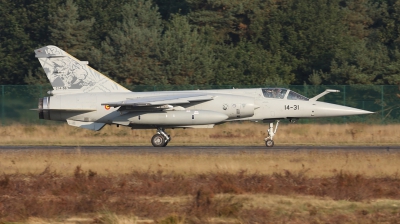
[35,45,130,93]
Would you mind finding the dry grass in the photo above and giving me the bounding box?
[1,150,400,177]
[0,122,399,146]
[1,122,399,223]
[20,194,400,224]
[1,166,400,223]
[1,150,400,223]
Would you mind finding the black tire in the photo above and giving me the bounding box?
[265,139,274,147]
[151,134,166,147]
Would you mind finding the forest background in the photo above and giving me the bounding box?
[1,0,400,87]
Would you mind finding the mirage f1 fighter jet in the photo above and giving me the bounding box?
[35,45,373,147]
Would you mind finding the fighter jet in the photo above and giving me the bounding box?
[35,45,373,147]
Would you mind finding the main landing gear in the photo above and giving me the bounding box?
[265,120,280,147]
[151,128,171,147]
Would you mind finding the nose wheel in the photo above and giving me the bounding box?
[265,120,279,147]
[151,128,171,147]
[265,139,274,147]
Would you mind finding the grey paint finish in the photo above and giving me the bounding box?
[34,46,373,147]
[113,110,228,126]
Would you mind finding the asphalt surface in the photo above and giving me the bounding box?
[0,145,398,154]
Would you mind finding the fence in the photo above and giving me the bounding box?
[0,85,399,125]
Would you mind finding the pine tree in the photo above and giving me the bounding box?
[95,0,163,85]
[159,15,216,85]
[74,0,134,48]
[213,41,294,86]
[0,0,31,84]
[48,0,95,57]
[262,0,354,84]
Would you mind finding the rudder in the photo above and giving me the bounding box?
[35,45,130,93]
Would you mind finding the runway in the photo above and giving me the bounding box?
[0,145,399,154]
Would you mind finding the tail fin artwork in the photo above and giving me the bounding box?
[35,45,130,94]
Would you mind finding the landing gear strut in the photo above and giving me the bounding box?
[265,120,279,147]
[151,128,171,147]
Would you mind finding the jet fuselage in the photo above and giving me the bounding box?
[35,45,373,147]
[39,88,369,128]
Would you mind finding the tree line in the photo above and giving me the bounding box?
[1,0,400,87]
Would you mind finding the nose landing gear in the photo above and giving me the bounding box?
[265,120,279,147]
[151,128,171,147]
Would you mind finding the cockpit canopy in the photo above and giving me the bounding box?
[262,88,309,101]
[262,88,287,99]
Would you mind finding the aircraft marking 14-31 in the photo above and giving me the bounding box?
[34,45,373,147]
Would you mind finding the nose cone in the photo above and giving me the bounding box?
[314,102,374,117]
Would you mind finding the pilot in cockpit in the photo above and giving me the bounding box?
[273,89,280,98]
[263,89,272,98]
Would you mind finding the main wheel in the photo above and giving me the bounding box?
[265,139,274,147]
[151,134,166,147]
